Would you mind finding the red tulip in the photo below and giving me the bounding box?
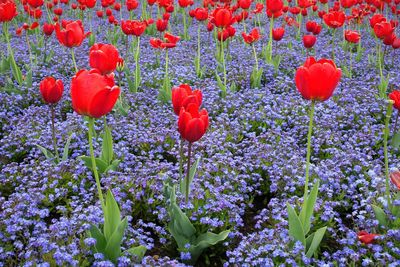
[238,0,251,9]
[266,0,283,18]
[53,7,63,16]
[389,90,400,110]
[71,69,120,118]
[383,33,396,46]
[178,0,193,8]
[369,13,386,28]
[344,30,360,43]
[0,0,17,22]
[39,77,64,104]
[43,22,55,36]
[126,0,138,11]
[193,7,208,21]
[390,170,400,189]
[323,11,346,28]
[392,38,400,49]
[27,0,44,8]
[242,28,261,44]
[306,21,318,33]
[172,84,202,115]
[373,21,394,39]
[150,32,180,49]
[96,10,103,17]
[212,7,232,28]
[156,18,168,32]
[357,231,379,245]
[302,34,317,48]
[121,20,146,36]
[89,43,122,75]
[272,27,285,41]
[55,20,90,48]
[295,57,341,101]
[178,103,209,143]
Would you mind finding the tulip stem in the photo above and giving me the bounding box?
[304,100,315,200]
[393,112,399,135]
[252,44,259,71]
[220,35,227,97]
[196,23,201,77]
[71,48,78,73]
[185,142,192,204]
[135,37,141,92]
[384,101,393,208]
[179,137,184,182]
[88,117,105,212]
[50,104,60,162]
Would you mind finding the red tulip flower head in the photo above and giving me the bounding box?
[357,231,379,245]
[344,30,360,43]
[266,0,283,18]
[272,27,285,41]
[373,21,394,39]
[39,77,64,104]
[323,11,346,28]
[0,0,18,22]
[389,90,400,110]
[89,43,122,75]
[121,20,147,36]
[172,84,202,115]
[389,170,400,189]
[295,57,341,101]
[55,20,90,48]
[178,103,209,143]
[43,22,55,36]
[302,34,317,49]
[212,7,232,28]
[242,28,261,44]
[71,69,120,118]
[150,32,180,49]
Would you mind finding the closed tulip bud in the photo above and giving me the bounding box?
[43,22,55,36]
[373,21,394,39]
[302,34,317,48]
[39,77,64,104]
[156,18,168,32]
[272,27,285,41]
[178,103,209,143]
[213,7,232,28]
[295,57,341,101]
[172,84,202,115]
[71,69,120,118]
[89,43,122,75]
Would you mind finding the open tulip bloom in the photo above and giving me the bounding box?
[242,28,263,88]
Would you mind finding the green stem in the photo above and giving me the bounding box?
[135,36,140,91]
[71,48,78,73]
[220,35,227,97]
[185,142,192,204]
[50,104,60,161]
[384,100,393,208]
[182,8,187,39]
[268,17,274,61]
[196,24,201,76]
[179,137,184,182]
[252,44,259,71]
[88,117,105,211]
[332,29,336,60]
[304,101,315,200]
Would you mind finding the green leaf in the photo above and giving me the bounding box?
[124,245,147,261]
[287,202,306,245]
[62,134,73,161]
[101,125,113,165]
[79,156,108,174]
[36,144,55,160]
[104,189,122,241]
[104,217,127,262]
[0,56,10,73]
[372,204,388,227]
[180,157,200,197]
[306,226,327,258]
[10,54,23,85]
[300,180,320,235]
[168,203,196,248]
[391,131,400,149]
[89,224,107,253]
[189,230,230,263]
[88,33,96,47]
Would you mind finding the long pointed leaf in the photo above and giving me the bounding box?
[306,226,327,258]
[287,203,306,246]
[104,217,127,262]
[89,224,107,253]
[300,180,320,235]
[104,190,121,241]
[62,134,73,161]
[101,125,113,165]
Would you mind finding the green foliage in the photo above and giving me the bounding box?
[36,134,73,164]
[250,67,263,89]
[163,181,230,264]
[287,181,327,258]
[89,190,146,263]
[180,157,200,198]
[80,125,120,174]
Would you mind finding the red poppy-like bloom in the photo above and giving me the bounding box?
[242,28,261,44]
[43,22,55,36]
[344,30,360,43]
[121,20,147,36]
[89,43,122,75]
[150,32,180,49]
[126,0,138,11]
[70,69,120,118]
[266,0,283,18]
[178,103,209,143]
[172,84,202,115]
[323,11,346,28]
[357,231,379,245]
[272,27,285,41]
[0,0,18,22]
[295,57,341,101]
[55,20,90,48]
[39,77,64,104]
[193,7,208,21]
